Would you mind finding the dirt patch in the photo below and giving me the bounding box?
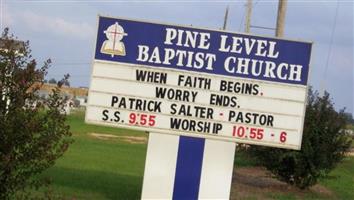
[347,148,354,156]
[230,167,335,200]
[347,152,354,156]
[89,133,147,144]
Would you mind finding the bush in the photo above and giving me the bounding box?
[0,28,73,199]
[250,88,352,189]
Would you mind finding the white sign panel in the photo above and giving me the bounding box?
[86,16,312,150]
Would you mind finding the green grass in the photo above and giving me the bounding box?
[40,110,147,199]
[319,156,354,200]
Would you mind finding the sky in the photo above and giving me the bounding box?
[1,0,353,114]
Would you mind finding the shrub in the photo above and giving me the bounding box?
[250,88,352,189]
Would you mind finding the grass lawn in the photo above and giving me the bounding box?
[40,109,147,199]
[38,109,354,199]
[319,156,354,200]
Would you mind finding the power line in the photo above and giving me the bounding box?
[321,0,340,95]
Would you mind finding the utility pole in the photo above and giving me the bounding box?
[245,0,253,33]
[275,0,288,37]
[223,6,229,30]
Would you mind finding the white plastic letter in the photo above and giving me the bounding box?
[164,28,177,45]
[137,45,149,61]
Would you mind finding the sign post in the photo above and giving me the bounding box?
[86,15,312,199]
[141,133,235,199]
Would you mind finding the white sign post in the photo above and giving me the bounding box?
[86,16,312,199]
[141,133,235,199]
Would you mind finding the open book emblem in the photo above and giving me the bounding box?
[101,22,128,57]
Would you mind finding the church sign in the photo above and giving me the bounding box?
[85,16,312,150]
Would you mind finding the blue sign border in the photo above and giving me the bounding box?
[94,16,312,86]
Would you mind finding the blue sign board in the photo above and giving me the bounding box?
[95,16,311,86]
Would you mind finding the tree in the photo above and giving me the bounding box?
[48,78,56,84]
[250,88,352,189]
[343,112,354,124]
[0,28,72,199]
